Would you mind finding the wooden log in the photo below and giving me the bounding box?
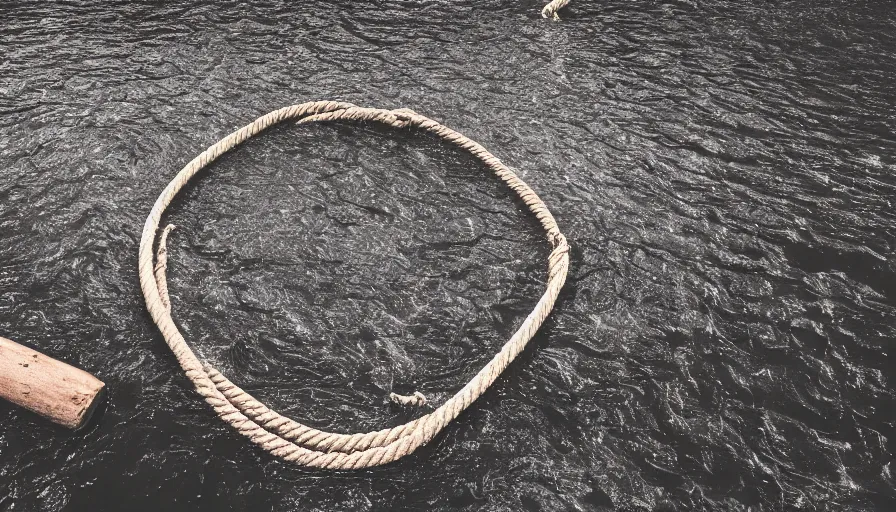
[0,336,105,430]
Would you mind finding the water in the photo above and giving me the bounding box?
[1,1,895,510]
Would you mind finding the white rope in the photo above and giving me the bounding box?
[138,101,570,468]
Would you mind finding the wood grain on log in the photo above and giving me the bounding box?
[0,336,105,430]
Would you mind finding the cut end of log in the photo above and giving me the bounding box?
[0,336,106,430]
[71,383,106,431]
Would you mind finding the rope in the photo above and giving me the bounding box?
[138,101,570,469]
[542,0,571,20]
[389,391,428,407]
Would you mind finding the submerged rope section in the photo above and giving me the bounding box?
[138,101,570,469]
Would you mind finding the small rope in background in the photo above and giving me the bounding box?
[542,0,571,20]
[139,101,570,469]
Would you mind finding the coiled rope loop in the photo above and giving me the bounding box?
[138,101,570,469]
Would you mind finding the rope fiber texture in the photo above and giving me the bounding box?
[138,101,570,469]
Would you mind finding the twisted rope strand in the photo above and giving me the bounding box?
[139,101,570,468]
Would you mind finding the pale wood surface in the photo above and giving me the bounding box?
[0,336,105,430]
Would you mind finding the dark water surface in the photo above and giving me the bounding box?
[2,1,895,510]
